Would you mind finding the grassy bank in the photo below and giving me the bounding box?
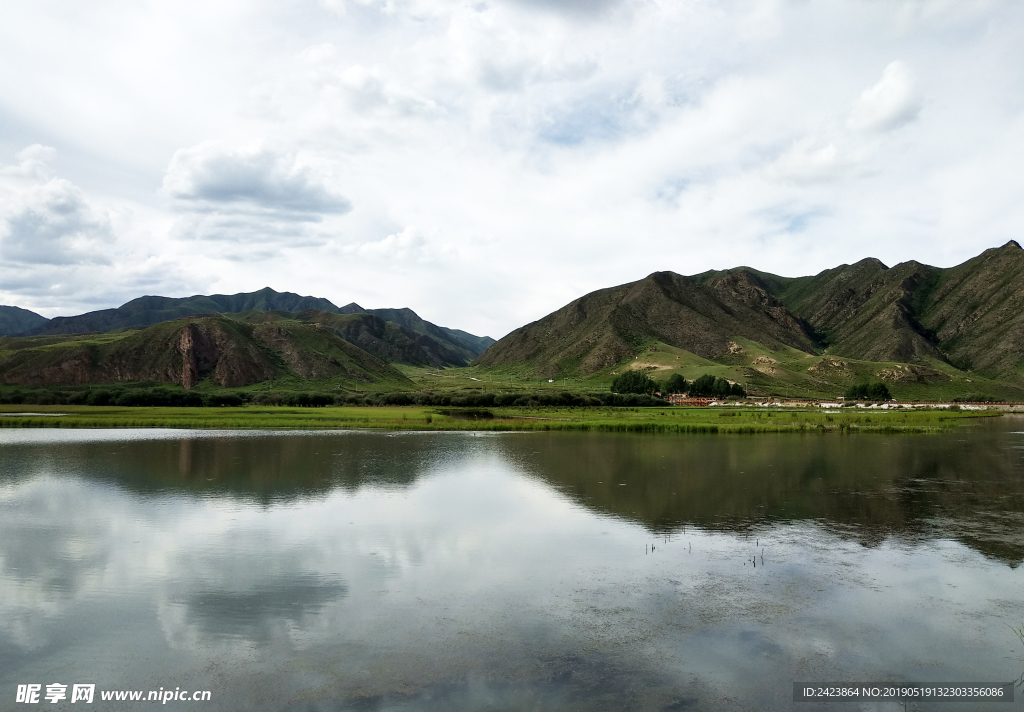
[0,404,996,433]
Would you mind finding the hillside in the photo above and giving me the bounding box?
[698,240,1024,377]
[916,242,1024,375]
[24,287,494,366]
[0,305,48,336]
[338,303,494,364]
[235,309,476,368]
[476,270,818,377]
[0,315,411,390]
[477,241,1024,397]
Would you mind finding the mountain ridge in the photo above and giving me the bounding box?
[479,241,1024,382]
[0,305,49,337]
[14,287,494,367]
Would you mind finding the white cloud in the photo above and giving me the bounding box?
[0,148,203,316]
[1,179,112,266]
[0,149,113,266]
[769,139,865,185]
[161,142,355,248]
[163,142,352,217]
[847,61,921,133]
[342,226,453,263]
[0,145,56,182]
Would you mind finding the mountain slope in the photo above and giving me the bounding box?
[0,306,49,336]
[917,241,1024,375]
[0,315,410,389]
[237,310,475,368]
[27,287,493,366]
[703,259,947,363]
[477,270,819,376]
[337,303,494,361]
[360,307,495,363]
[701,240,1024,375]
[478,241,1024,385]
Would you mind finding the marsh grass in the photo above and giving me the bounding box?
[0,404,993,433]
[1012,623,1024,689]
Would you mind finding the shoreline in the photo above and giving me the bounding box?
[0,404,998,435]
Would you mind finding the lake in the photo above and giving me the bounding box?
[2,419,1023,710]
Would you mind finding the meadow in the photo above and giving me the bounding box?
[0,404,995,434]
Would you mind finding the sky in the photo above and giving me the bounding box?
[1,0,1022,339]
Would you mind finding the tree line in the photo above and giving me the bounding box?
[610,371,745,398]
[843,382,892,401]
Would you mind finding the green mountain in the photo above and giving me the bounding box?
[35,287,338,335]
[477,270,819,375]
[0,315,411,390]
[700,240,1024,377]
[236,309,478,368]
[477,241,1024,397]
[0,305,49,336]
[337,304,492,365]
[28,287,494,367]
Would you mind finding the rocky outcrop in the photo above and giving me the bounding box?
[876,364,951,383]
[178,323,215,388]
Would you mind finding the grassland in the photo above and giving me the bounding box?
[0,404,996,433]
[401,339,1024,403]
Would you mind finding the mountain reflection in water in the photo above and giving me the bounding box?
[1,422,1022,711]
[5,425,1020,565]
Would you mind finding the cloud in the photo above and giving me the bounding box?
[769,139,863,185]
[163,143,352,218]
[847,61,921,133]
[162,143,355,247]
[174,575,347,645]
[0,147,204,316]
[342,226,453,263]
[0,145,56,181]
[501,0,623,18]
[0,151,113,266]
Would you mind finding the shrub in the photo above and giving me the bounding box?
[953,393,997,403]
[450,393,496,407]
[87,389,116,406]
[663,374,688,394]
[688,374,744,398]
[844,382,892,401]
[611,370,658,394]
[203,393,244,407]
[113,387,203,407]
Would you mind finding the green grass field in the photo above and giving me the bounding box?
[0,404,996,434]
[398,338,1024,403]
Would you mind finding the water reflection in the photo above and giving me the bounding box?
[3,426,1020,564]
[173,574,347,644]
[1,425,1023,710]
[500,426,1024,566]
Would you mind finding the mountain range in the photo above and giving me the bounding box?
[2,241,1022,396]
[479,240,1024,395]
[0,289,494,391]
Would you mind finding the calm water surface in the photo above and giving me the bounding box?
[2,419,1024,711]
